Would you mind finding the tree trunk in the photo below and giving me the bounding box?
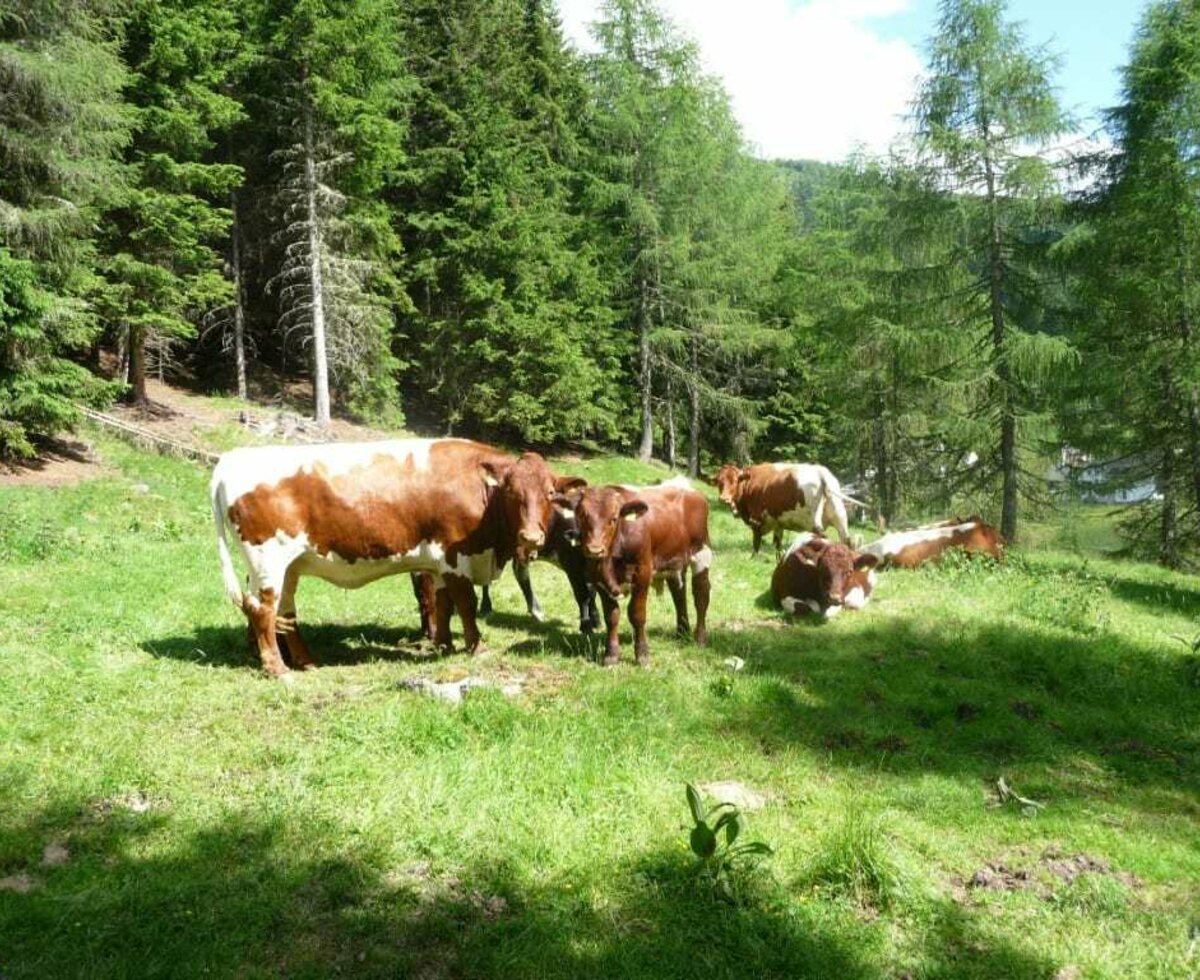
[127,325,147,405]
[302,89,331,429]
[636,283,652,461]
[687,339,700,477]
[231,190,248,400]
[1160,445,1180,569]
[664,382,676,469]
[982,137,1017,542]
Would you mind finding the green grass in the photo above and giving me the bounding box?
[1,434,1198,978]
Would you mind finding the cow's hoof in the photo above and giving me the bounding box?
[601,654,620,667]
[276,671,295,685]
[635,655,650,668]
[694,629,709,647]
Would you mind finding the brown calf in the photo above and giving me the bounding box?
[555,481,712,665]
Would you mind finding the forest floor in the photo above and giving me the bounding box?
[0,409,1197,979]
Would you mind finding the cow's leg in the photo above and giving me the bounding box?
[562,548,597,633]
[513,561,544,622]
[480,585,493,619]
[692,568,711,647]
[773,527,785,561]
[433,583,455,651]
[413,573,436,643]
[666,573,690,638]
[443,574,482,653]
[276,565,317,670]
[751,523,764,556]
[629,579,651,666]
[599,592,621,666]
[241,586,289,678]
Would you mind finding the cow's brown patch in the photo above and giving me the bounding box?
[770,535,877,612]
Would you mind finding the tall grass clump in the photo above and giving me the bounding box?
[803,810,911,911]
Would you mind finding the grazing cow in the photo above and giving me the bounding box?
[860,516,1003,569]
[211,439,583,677]
[771,532,879,619]
[555,480,712,665]
[713,462,855,557]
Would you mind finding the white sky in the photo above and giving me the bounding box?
[555,0,925,162]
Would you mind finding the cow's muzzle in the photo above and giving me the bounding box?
[584,545,606,560]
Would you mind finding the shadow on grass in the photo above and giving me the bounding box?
[0,800,1062,980]
[141,622,441,671]
[1106,574,1200,618]
[707,616,1200,797]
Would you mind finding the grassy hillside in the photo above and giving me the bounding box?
[1,433,1197,979]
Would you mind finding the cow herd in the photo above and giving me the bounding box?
[210,437,1003,678]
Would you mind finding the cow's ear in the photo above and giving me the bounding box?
[480,460,505,488]
[853,553,879,571]
[550,493,578,516]
[619,500,649,522]
[737,469,750,483]
[554,475,587,493]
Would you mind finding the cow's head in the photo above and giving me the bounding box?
[484,453,586,562]
[713,464,744,507]
[963,516,1005,559]
[553,486,644,598]
[795,537,879,612]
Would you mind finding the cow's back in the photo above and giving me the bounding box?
[638,486,709,561]
[216,438,504,564]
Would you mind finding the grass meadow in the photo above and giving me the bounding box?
[1,432,1198,978]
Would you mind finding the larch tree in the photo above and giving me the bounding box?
[914,0,1076,541]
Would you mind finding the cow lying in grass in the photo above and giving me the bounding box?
[553,477,712,665]
[771,532,879,619]
[860,516,1003,569]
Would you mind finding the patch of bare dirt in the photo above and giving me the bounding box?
[698,780,770,811]
[954,848,1143,904]
[0,439,105,488]
[40,843,70,867]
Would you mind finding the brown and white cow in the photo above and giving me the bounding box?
[713,462,855,557]
[555,477,712,666]
[860,516,1003,569]
[771,532,879,619]
[211,438,583,678]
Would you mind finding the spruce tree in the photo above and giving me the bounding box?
[0,2,129,456]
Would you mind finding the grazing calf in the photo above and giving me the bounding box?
[211,439,581,677]
[556,481,712,666]
[713,462,855,557]
[860,516,1003,569]
[771,533,879,619]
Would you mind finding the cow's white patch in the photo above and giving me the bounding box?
[782,532,819,560]
[691,544,714,574]
[755,463,850,541]
[452,547,498,586]
[867,569,877,588]
[823,603,843,619]
[781,597,799,614]
[861,520,981,560]
[843,586,868,610]
[805,599,822,615]
[658,475,693,489]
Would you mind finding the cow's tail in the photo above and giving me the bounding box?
[210,471,244,607]
[818,468,853,543]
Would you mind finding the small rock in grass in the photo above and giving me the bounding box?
[1054,966,1082,980]
[398,676,522,704]
[723,657,745,672]
[0,873,38,893]
[41,843,70,867]
[698,780,768,811]
[130,483,151,494]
